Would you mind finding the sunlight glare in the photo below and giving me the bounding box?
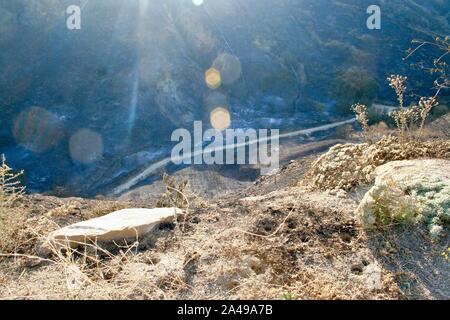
[210,107,231,131]
[205,68,222,89]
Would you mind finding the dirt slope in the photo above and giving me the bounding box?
[1,152,448,300]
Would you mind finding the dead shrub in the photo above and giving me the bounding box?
[157,173,207,209]
[0,155,26,253]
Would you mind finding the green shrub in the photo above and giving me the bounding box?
[366,107,395,127]
[431,104,449,119]
[333,67,379,115]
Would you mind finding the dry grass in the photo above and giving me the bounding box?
[0,194,162,299]
[1,161,447,300]
[351,103,370,141]
[1,51,449,299]
[0,155,26,254]
[0,184,405,300]
[0,167,211,299]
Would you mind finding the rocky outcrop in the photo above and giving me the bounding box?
[307,137,450,191]
[357,159,450,239]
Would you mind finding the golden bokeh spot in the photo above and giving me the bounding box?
[69,129,103,164]
[205,68,221,89]
[13,106,63,153]
[210,107,231,131]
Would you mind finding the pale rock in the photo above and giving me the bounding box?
[43,207,183,251]
[336,189,347,198]
[328,189,337,196]
[363,264,382,291]
[239,195,267,205]
[65,264,88,291]
[374,159,450,181]
[240,255,266,277]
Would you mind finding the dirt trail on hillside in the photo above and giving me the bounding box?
[111,119,356,196]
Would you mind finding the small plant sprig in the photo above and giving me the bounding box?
[351,103,369,141]
[442,248,450,262]
[0,155,26,253]
[418,96,439,135]
[351,103,369,131]
[387,75,409,143]
[406,105,420,131]
[282,292,299,300]
[157,173,189,209]
[386,75,440,142]
[0,154,25,208]
[388,75,408,109]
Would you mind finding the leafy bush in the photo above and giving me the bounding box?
[366,107,395,127]
[431,104,449,119]
[333,67,378,115]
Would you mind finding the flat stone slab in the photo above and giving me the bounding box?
[45,207,183,250]
[374,159,450,182]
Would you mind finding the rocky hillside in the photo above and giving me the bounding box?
[1,149,449,300]
[1,0,449,195]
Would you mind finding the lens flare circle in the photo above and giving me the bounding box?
[205,68,222,89]
[210,107,231,131]
[193,0,204,6]
[69,129,103,164]
[13,106,63,153]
